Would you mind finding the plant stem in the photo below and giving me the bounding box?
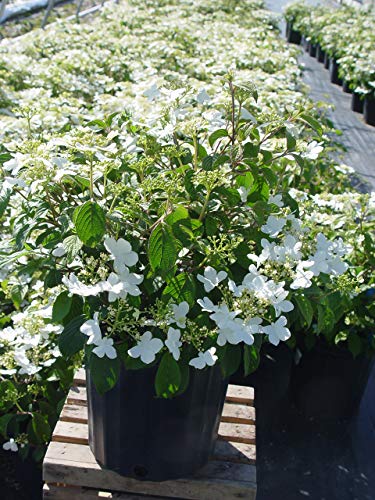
[89,155,94,201]
[193,134,198,170]
[199,190,211,221]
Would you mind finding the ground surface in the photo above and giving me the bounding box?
[256,369,375,500]
[300,51,375,191]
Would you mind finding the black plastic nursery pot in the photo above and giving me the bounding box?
[286,21,302,45]
[292,340,373,420]
[351,92,364,114]
[86,363,228,481]
[0,448,42,500]
[230,343,293,428]
[323,52,330,69]
[364,94,375,126]
[316,44,325,63]
[342,80,353,94]
[329,58,343,86]
[308,43,317,58]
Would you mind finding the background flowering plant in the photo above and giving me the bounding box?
[288,190,375,357]
[285,2,375,96]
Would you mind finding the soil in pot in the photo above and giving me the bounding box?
[316,44,325,63]
[364,94,375,126]
[87,363,228,481]
[230,343,293,429]
[292,340,374,420]
[329,58,343,86]
[351,92,364,114]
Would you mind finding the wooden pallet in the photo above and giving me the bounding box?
[43,369,256,499]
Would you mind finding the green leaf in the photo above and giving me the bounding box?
[73,201,106,247]
[209,129,228,148]
[175,363,190,396]
[295,294,314,327]
[248,178,269,203]
[260,149,273,165]
[44,268,63,289]
[155,352,181,398]
[35,230,61,249]
[52,291,73,323]
[163,272,196,306]
[348,332,362,358]
[62,295,84,325]
[202,154,219,171]
[148,223,178,275]
[63,235,83,261]
[0,414,13,437]
[262,168,278,188]
[283,192,299,216]
[165,207,189,226]
[166,207,192,245]
[0,381,18,412]
[236,172,253,189]
[299,113,323,136]
[89,354,120,395]
[243,143,259,158]
[317,305,335,334]
[218,344,242,378]
[32,413,51,443]
[243,345,260,376]
[0,153,11,165]
[124,355,148,370]
[205,215,219,236]
[286,130,297,150]
[0,189,11,217]
[58,315,87,356]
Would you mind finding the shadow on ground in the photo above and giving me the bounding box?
[256,364,375,500]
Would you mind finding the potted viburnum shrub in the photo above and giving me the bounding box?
[288,189,375,419]
[0,81,349,480]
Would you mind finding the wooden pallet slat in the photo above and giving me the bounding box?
[44,374,256,499]
[43,484,151,499]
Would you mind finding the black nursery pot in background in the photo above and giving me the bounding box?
[230,343,293,428]
[329,58,343,86]
[324,52,330,69]
[286,21,302,45]
[351,92,364,114]
[342,80,352,94]
[87,364,228,481]
[309,43,317,58]
[316,44,325,63]
[364,94,375,126]
[292,340,373,420]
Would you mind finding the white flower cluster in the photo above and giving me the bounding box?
[0,299,62,376]
[197,267,291,348]
[62,237,143,302]
[254,213,350,290]
[64,210,351,368]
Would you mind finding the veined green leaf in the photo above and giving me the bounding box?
[73,201,106,247]
[148,223,178,275]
